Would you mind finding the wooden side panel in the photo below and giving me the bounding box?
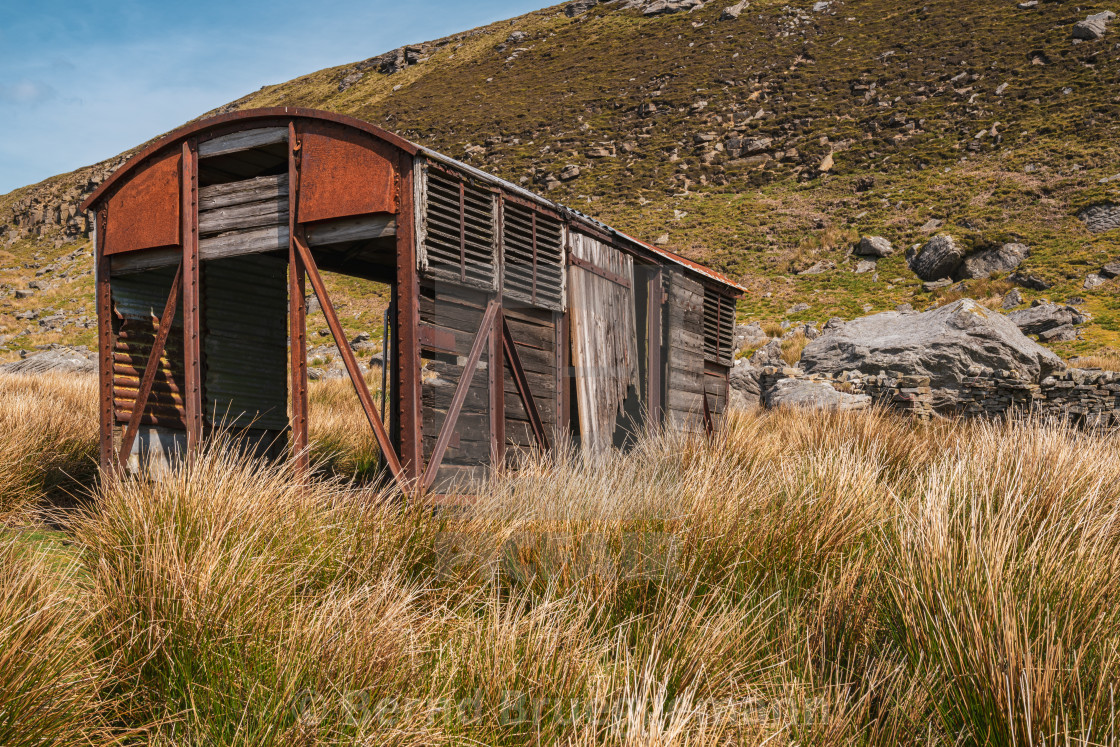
[104,149,180,255]
[568,233,639,453]
[298,122,399,223]
[704,362,730,419]
[664,270,706,433]
[420,282,493,489]
[502,305,558,461]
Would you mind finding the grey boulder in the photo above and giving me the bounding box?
[799,299,1063,408]
[908,234,966,281]
[729,360,762,410]
[1073,11,1114,39]
[1007,302,1087,336]
[734,322,768,352]
[764,378,871,411]
[0,346,96,375]
[957,242,1030,279]
[749,338,785,368]
[854,235,894,257]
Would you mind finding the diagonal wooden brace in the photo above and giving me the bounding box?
[502,315,551,451]
[702,391,715,439]
[118,263,183,470]
[292,231,404,483]
[421,300,501,492]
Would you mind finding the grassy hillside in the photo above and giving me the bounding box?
[2,0,1120,358]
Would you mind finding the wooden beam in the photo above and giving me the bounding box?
[118,264,182,469]
[422,300,500,492]
[293,231,404,482]
[397,154,423,482]
[489,300,506,467]
[288,122,309,476]
[647,267,663,431]
[502,314,551,451]
[568,254,632,289]
[197,126,287,158]
[702,391,714,439]
[181,140,203,450]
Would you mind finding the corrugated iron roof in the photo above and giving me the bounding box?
[83,107,745,294]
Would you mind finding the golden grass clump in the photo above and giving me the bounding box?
[0,372,97,521]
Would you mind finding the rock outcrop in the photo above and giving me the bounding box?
[854,235,894,257]
[0,346,96,375]
[907,234,966,281]
[764,377,871,411]
[957,242,1030,279]
[798,299,1063,409]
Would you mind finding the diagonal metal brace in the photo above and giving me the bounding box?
[420,300,501,492]
[118,263,183,470]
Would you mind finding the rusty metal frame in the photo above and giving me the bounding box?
[421,300,501,491]
[117,264,183,469]
[96,208,115,473]
[288,122,310,476]
[503,315,551,451]
[180,140,203,451]
[292,231,404,482]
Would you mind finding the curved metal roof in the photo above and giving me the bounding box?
[82,107,745,293]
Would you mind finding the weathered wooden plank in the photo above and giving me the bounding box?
[305,215,396,246]
[198,224,289,259]
[110,247,183,275]
[199,198,287,236]
[198,127,287,158]
[198,174,287,210]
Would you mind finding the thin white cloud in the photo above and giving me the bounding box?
[0,79,58,105]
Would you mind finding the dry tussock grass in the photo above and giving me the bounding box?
[1,373,1119,744]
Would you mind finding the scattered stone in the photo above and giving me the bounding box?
[1079,203,1120,233]
[27,280,50,291]
[720,0,748,19]
[1017,0,1037,7]
[1001,289,1024,309]
[823,317,845,331]
[1009,271,1052,291]
[1039,325,1078,343]
[14,289,34,299]
[1085,274,1108,290]
[0,345,96,375]
[764,377,871,411]
[734,322,768,351]
[957,242,1030,279]
[854,260,877,274]
[1007,302,1087,336]
[799,260,835,275]
[919,218,943,233]
[786,302,810,315]
[559,164,581,181]
[909,234,966,281]
[854,175,876,192]
[1101,260,1120,278]
[854,235,894,257]
[896,303,915,313]
[749,338,785,367]
[922,279,954,291]
[818,152,835,173]
[639,0,704,15]
[812,1,831,11]
[565,0,600,16]
[654,233,670,245]
[1073,11,1115,40]
[799,299,1062,410]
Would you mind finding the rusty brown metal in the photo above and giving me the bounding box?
[502,314,551,451]
[96,209,115,473]
[104,149,181,256]
[297,121,399,224]
[489,301,506,466]
[419,323,457,354]
[293,231,404,482]
[396,153,423,483]
[181,140,203,450]
[288,122,309,475]
[422,300,500,491]
[117,264,183,469]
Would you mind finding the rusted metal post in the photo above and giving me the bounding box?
[181,140,203,451]
[396,154,423,484]
[647,267,663,431]
[95,209,115,473]
[118,265,182,469]
[288,122,309,476]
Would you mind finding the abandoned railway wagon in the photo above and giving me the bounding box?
[81,107,744,492]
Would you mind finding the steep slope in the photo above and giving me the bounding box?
[2,0,1120,358]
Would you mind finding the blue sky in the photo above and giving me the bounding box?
[0,0,545,194]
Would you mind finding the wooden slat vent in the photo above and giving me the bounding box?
[703,287,735,366]
[421,168,497,290]
[502,202,564,311]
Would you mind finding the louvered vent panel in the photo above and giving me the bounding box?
[502,202,565,311]
[703,287,735,366]
[421,168,497,290]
